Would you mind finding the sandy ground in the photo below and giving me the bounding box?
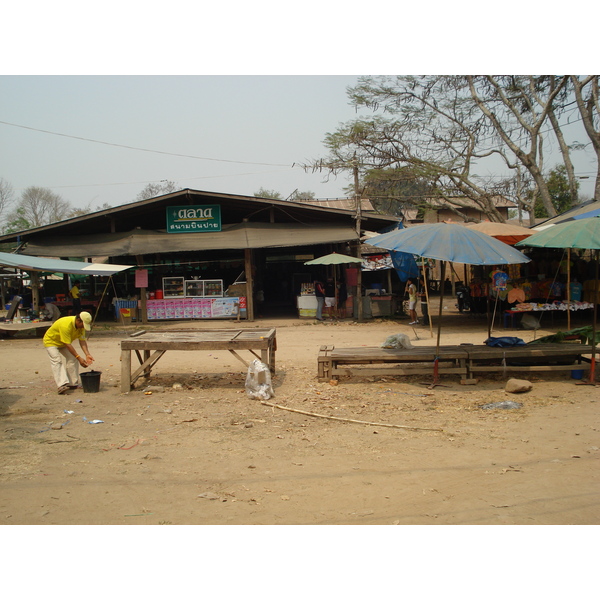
[1,307,599,526]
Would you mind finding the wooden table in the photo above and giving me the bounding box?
[120,328,277,392]
[0,321,51,338]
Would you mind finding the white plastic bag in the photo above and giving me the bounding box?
[381,333,413,349]
[245,359,274,400]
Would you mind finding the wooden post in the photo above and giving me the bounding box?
[245,248,255,321]
[140,288,148,324]
[0,276,6,310]
[354,159,364,322]
[135,256,148,325]
[120,349,131,393]
[31,272,40,314]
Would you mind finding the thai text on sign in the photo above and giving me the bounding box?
[166,205,222,233]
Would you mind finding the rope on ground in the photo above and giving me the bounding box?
[259,401,443,432]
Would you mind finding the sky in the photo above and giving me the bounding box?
[0,75,367,210]
[2,74,597,217]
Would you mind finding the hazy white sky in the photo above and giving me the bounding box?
[2,74,598,215]
[1,76,373,209]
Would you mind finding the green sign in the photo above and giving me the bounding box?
[166,205,221,233]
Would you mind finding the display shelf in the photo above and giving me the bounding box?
[202,279,224,297]
[163,276,184,298]
[185,280,204,297]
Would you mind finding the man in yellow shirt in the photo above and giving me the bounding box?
[69,283,81,313]
[43,311,94,394]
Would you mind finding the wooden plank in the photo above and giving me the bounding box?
[332,366,466,377]
[228,349,249,368]
[469,364,590,373]
[130,350,166,386]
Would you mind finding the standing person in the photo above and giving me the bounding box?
[314,280,325,321]
[39,301,61,322]
[406,278,419,325]
[43,311,94,394]
[418,277,429,321]
[69,282,82,314]
[324,278,336,320]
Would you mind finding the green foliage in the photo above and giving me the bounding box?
[253,188,283,199]
[533,165,579,218]
[3,207,31,234]
[362,168,434,217]
[287,190,316,202]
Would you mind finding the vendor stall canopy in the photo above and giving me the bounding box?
[0,252,133,276]
[18,223,362,257]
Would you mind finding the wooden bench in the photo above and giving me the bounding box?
[318,345,469,382]
[317,343,594,382]
[464,343,593,379]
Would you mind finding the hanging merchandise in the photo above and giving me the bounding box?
[389,250,419,281]
[490,269,509,291]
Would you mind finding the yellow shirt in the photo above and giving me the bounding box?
[43,316,86,348]
[70,285,80,299]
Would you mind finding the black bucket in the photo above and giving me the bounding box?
[80,370,102,393]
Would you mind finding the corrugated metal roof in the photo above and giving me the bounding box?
[293,198,375,211]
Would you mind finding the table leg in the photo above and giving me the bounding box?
[120,349,131,393]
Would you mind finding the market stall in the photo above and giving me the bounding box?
[144,276,246,321]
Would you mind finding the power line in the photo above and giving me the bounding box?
[0,119,293,168]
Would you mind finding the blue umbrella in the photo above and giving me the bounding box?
[368,223,530,367]
[368,223,530,265]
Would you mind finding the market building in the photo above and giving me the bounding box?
[0,189,399,323]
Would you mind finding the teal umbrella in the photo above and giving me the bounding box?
[516,217,600,383]
[305,253,363,318]
[304,252,363,266]
[516,216,600,250]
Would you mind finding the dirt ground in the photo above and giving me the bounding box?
[1,307,598,526]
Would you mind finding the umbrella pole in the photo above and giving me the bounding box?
[490,292,500,335]
[421,262,433,338]
[590,250,598,383]
[436,262,446,355]
[567,248,571,331]
[486,294,492,338]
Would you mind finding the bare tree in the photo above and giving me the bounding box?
[0,178,15,222]
[309,76,514,222]
[9,186,72,228]
[307,76,597,223]
[571,76,600,200]
[466,76,570,217]
[135,180,179,201]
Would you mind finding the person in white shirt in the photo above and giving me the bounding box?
[39,302,61,322]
